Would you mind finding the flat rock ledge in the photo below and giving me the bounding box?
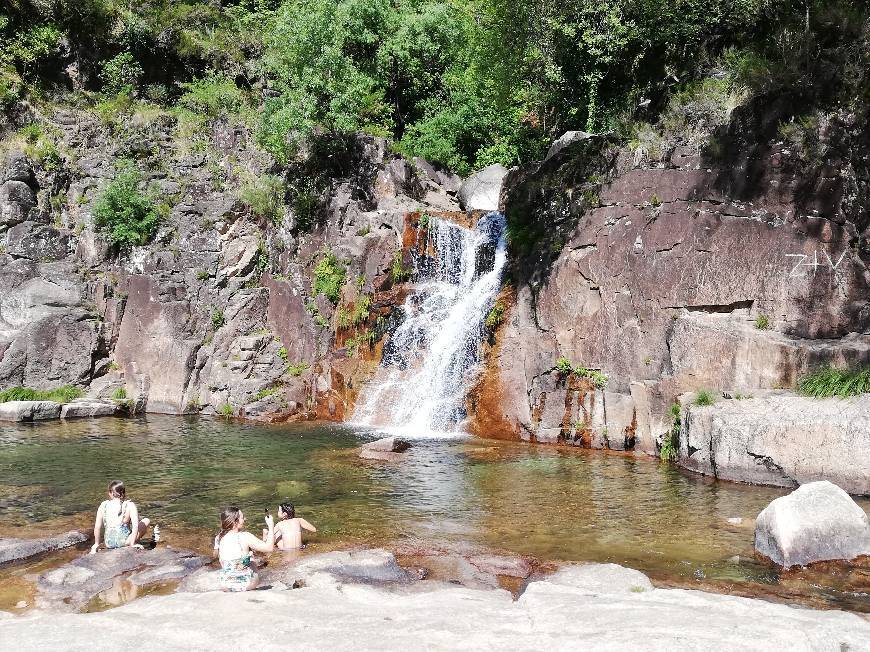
[0,400,119,422]
[755,481,870,568]
[0,531,88,565]
[2,561,868,651]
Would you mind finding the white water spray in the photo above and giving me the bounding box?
[353,213,507,436]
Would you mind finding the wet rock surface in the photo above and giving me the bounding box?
[679,394,870,494]
[2,561,868,650]
[0,400,62,421]
[265,549,413,588]
[0,531,88,565]
[358,436,411,461]
[36,546,209,612]
[754,481,870,568]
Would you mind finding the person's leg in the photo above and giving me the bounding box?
[134,517,150,542]
[247,572,259,591]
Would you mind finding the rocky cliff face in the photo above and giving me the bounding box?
[469,98,869,456]
[0,107,460,419]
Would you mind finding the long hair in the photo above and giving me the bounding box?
[217,506,242,543]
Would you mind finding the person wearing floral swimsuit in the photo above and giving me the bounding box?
[90,480,153,553]
[214,506,275,592]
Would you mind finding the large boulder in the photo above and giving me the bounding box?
[266,549,413,589]
[679,394,870,495]
[457,164,508,211]
[60,399,119,419]
[2,151,34,184]
[0,531,88,565]
[0,180,36,228]
[6,222,70,261]
[0,400,61,422]
[754,481,870,568]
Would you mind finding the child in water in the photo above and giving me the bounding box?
[265,502,316,550]
[90,480,154,553]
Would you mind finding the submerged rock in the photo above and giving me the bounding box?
[0,531,88,565]
[59,400,119,419]
[0,401,62,422]
[37,546,209,612]
[358,436,411,461]
[266,549,413,589]
[754,481,870,568]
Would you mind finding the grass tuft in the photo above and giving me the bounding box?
[797,366,870,398]
[0,385,83,404]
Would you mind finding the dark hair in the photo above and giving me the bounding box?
[217,506,242,543]
[108,480,126,500]
[279,502,295,519]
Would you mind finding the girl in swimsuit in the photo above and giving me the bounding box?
[90,480,153,553]
[214,506,275,592]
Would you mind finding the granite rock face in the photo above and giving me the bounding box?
[678,394,870,495]
[457,164,508,211]
[754,481,870,567]
[469,100,870,475]
[0,400,62,421]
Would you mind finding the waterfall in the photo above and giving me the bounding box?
[353,212,507,435]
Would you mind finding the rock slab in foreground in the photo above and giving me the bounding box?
[0,531,88,565]
[754,481,870,568]
[2,562,868,651]
[0,401,62,422]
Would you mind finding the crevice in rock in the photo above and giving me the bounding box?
[670,299,754,313]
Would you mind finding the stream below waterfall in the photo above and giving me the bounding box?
[1,416,868,614]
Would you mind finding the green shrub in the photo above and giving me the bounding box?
[179,73,244,118]
[101,52,143,95]
[754,314,770,330]
[239,174,284,223]
[556,356,573,375]
[390,250,411,283]
[92,160,159,250]
[351,295,371,326]
[797,366,870,398]
[575,367,608,390]
[0,385,83,404]
[694,389,716,406]
[219,403,234,418]
[253,385,281,401]
[111,387,128,400]
[95,92,135,126]
[277,346,288,362]
[210,308,225,330]
[313,250,346,304]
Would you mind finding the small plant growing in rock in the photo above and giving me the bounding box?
[0,385,83,404]
[556,356,574,375]
[210,308,225,330]
[277,346,288,362]
[694,389,715,406]
[643,356,652,365]
[649,194,662,207]
[196,269,210,281]
[287,362,309,376]
[754,314,770,330]
[111,387,128,401]
[315,315,329,329]
[797,365,870,398]
[313,249,346,304]
[391,250,411,283]
[219,404,234,418]
[418,213,431,229]
[351,295,372,326]
[254,385,281,401]
[485,301,506,330]
[659,403,681,462]
[356,225,371,237]
[239,174,284,224]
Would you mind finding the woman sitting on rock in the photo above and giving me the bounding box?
[90,480,153,553]
[214,506,275,592]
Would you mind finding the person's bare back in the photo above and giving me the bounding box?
[266,503,316,550]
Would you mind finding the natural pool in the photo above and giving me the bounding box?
[1,415,868,612]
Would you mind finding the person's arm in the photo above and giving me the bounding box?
[125,501,140,546]
[298,518,317,533]
[90,502,104,554]
[244,515,275,553]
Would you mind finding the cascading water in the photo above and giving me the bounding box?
[353,212,507,435]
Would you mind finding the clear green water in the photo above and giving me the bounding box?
[1,415,868,612]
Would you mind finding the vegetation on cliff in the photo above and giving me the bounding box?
[2,1,868,175]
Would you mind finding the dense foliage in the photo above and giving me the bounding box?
[2,0,868,173]
[92,160,161,250]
